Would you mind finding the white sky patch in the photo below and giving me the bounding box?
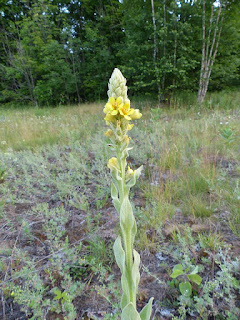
[213,0,221,7]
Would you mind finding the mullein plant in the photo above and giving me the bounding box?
[104,68,154,320]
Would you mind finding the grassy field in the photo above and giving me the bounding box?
[0,92,240,319]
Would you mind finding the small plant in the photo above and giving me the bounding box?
[219,127,236,144]
[150,107,162,121]
[169,264,202,298]
[104,68,153,319]
[198,232,225,252]
[0,163,7,183]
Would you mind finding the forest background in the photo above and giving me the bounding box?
[0,0,239,107]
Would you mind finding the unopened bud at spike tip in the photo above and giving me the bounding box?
[107,68,128,103]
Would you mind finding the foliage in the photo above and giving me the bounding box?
[0,0,239,105]
[169,264,202,298]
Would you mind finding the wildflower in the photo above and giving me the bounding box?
[104,113,116,123]
[126,166,135,180]
[103,97,123,116]
[104,68,153,320]
[104,129,114,138]
[123,135,130,145]
[107,157,120,171]
[130,109,142,120]
[119,100,135,120]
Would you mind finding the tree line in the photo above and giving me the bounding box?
[0,0,239,106]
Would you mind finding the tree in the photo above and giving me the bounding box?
[198,0,227,103]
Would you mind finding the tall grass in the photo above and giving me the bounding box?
[0,103,102,151]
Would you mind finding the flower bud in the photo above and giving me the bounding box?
[127,166,134,176]
[107,68,128,103]
[123,135,130,145]
[108,157,120,171]
[130,109,142,120]
[104,129,114,138]
[128,124,134,131]
[126,166,135,181]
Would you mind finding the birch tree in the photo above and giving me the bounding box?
[197,0,226,103]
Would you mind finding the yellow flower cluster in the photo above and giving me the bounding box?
[103,97,142,124]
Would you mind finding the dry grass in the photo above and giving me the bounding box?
[0,103,103,151]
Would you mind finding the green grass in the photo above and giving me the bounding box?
[0,103,102,151]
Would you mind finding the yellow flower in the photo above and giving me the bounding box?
[128,124,134,130]
[104,113,116,123]
[107,157,120,171]
[119,101,135,120]
[103,97,123,116]
[126,166,135,180]
[104,129,114,138]
[130,109,142,120]
[127,166,134,176]
[123,135,130,145]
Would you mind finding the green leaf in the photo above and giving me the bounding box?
[179,282,192,297]
[140,297,154,320]
[113,198,120,213]
[131,219,137,247]
[54,289,62,300]
[121,292,129,311]
[188,274,202,285]
[170,269,184,279]
[190,266,199,275]
[111,182,119,200]
[121,275,130,309]
[113,237,125,273]
[132,249,140,291]
[120,197,134,230]
[121,302,141,320]
[232,277,240,289]
[173,264,183,272]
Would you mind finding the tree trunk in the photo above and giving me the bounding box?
[161,0,166,99]
[198,0,225,104]
[150,0,161,102]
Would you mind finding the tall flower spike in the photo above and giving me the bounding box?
[104,68,153,320]
[107,68,128,103]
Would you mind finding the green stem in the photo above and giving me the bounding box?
[119,147,135,308]
[124,225,135,307]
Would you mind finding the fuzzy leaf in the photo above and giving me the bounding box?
[121,292,129,311]
[131,219,137,244]
[113,237,125,273]
[120,197,134,229]
[188,274,202,285]
[113,199,120,213]
[132,249,140,291]
[140,297,154,320]
[111,182,119,200]
[179,281,192,297]
[121,302,141,320]
[121,274,130,309]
